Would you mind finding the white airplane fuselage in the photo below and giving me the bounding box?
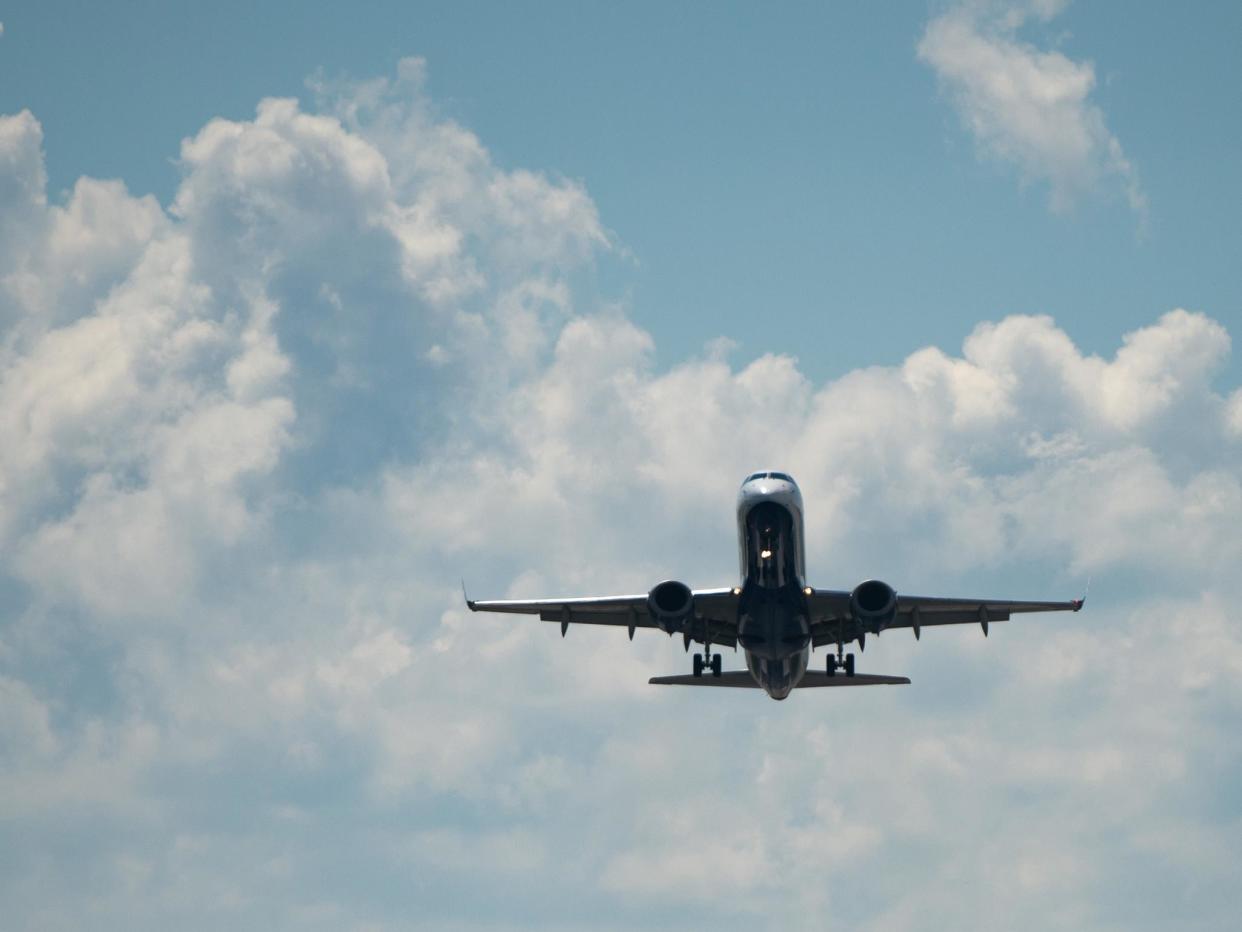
[735,473,811,699]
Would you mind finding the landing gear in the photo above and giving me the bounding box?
[692,652,723,678]
[826,641,856,677]
[692,628,723,679]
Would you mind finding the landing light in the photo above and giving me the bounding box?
[760,549,772,559]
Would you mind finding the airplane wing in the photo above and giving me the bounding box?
[807,589,1084,647]
[466,587,741,648]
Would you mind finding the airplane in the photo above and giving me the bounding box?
[466,471,1084,700]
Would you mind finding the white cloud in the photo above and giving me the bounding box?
[918,1,1146,219]
[1,61,1239,931]
[1227,388,1242,437]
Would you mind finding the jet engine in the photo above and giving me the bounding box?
[850,579,897,632]
[647,580,694,633]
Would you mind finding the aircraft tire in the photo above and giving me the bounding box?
[826,657,836,677]
[711,654,722,677]
[845,653,855,677]
[693,654,704,678]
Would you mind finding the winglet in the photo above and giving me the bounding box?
[1072,577,1091,612]
[462,579,476,611]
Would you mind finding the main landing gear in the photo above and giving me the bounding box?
[826,641,856,677]
[693,652,723,678]
[692,630,723,678]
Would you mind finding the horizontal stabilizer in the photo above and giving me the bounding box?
[795,672,910,687]
[648,671,910,688]
[649,672,762,688]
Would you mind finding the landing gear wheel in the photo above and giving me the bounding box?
[844,653,856,677]
[693,654,704,678]
[711,654,722,677]
[826,655,836,677]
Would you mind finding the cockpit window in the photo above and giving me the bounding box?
[744,471,795,484]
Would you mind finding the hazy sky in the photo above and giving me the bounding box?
[2,2,1240,929]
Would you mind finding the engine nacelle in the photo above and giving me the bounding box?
[850,579,897,632]
[647,579,694,633]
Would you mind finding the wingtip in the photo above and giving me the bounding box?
[1073,576,1091,611]
[461,579,476,611]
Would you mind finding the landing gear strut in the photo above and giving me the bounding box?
[826,639,856,677]
[693,637,723,678]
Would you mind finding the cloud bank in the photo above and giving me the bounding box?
[2,59,1238,930]
[919,1,1146,219]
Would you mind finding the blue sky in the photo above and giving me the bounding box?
[4,1,1239,379]
[2,2,1241,929]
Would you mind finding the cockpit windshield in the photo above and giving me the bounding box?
[744,471,796,484]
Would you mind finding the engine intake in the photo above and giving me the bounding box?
[850,579,897,632]
[647,580,694,633]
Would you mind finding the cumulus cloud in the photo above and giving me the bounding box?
[1,60,1239,931]
[919,1,1146,219]
[1226,387,1242,436]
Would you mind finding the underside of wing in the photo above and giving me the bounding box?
[808,587,1083,648]
[467,586,739,648]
